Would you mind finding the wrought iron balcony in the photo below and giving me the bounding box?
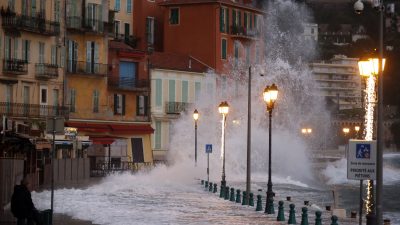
[67,61,108,76]
[165,102,191,114]
[66,16,104,34]
[108,77,149,91]
[230,25,260,39]
[0,102,69,119]
[1,11,60,36]
[35,64,59,79]
[3,58,28,74]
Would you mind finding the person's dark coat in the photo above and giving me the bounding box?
[11,184,35,218]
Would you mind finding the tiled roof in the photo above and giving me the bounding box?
[109,40,135,50]
[149,52,211,73]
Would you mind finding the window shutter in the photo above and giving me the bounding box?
[51,45,56,65]
[250,13,253,28]
[114,94,118,114]
[26,40,30,62]
[136,95,140,115]
[22,40,26,62]
[254,14,257,28]
[144,96,148,116]
[14,38,18,59]
[238,11,241,26]
[86,41,92,63]
[244,12,247,28]
[122,94,126,115]
[226,9,229,33]
[5,36,10,60]
[232,10,236,26]
[94,42,99,72]
[31,0,36,16]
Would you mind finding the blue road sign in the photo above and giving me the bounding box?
[356,143,371,159]
[205,144,212,153]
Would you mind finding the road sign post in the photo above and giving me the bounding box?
[206,144,212,184]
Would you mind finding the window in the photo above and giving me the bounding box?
[114,0,120,11]
[13,38,18,59]
[67,40,78,71]
[51,45,57,65]
[146,17,155,46]
[155,79,162,107]
[221,39,227,60]
[22,40,30,62]
[170,8,179,25]
[23,86,30,105]
[124,23,130,40]
[93,90,99,113]
[114,21,120,37]
[39,42,45,64]
[53,89,59,106]
[137,95,148,116]
[31,0,36,16]
[127,0,132,13]
[86,41,99,73]
[54,0,60,22]
[232,9,241,27]
[195,82,201,101]
[220,7,229,33]
[114,94,125,115]
[181,81,188,103]
[70,89,76,112]
[8,0,15,11]
[155,121,161,149]
[168,80,175,102]
[311,28,314,34]
[40,87,47,104]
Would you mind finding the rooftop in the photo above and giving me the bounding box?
[149,52,211,73]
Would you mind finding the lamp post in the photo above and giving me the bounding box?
[343,127,350,137]
[245,66,252,205]
[263,83,278,214]
[355,125,360,139]
[218,101,229,189]
[358,56,386,225]
[193,109,199,166]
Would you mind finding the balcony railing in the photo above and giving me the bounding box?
[67,61,108,76]
[3,58,28,74]
[108,77,149,91]
[0,102,69,118]
[230,25,260,39]
[1,12,60,36]
[35,63,59,79]
[66,16,104,34]
[165,102,191,114]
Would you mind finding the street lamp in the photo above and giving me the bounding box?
[263,83,278,214]
[193,109,199,166]
[355,125,360,139]
[343,127,350,136]
[218,101,229,189]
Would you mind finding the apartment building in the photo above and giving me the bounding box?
[310,55,363,110]
[159,0,264,74]
[150,52,211,161]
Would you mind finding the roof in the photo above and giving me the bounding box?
[149,52,211,73]
[159,0,264,13]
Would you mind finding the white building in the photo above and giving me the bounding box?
[303,23,318,41]
[310,55,362,110]
[149,52,213,162]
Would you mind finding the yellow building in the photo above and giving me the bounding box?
[0,0,67,134]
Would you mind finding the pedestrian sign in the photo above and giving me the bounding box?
[347,140,376,180]
[205,144,212,153]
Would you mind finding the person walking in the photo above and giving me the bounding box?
[11,177,42,225]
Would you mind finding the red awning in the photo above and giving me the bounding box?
[89,136,115,145]
[65,122,154,135]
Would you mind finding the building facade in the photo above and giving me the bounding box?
[310,55,362,110]
[150,52,211,161]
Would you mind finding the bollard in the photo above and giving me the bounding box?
[205,181,208,189]
[384,219,391,225]
[213,183,217,193]
[288,204,297,224]
[350,211,357,218]
[325,205,331,211]
[256,195,263,211]
[230,188,235,202]
[209,182,213,192]
[201,180,204,185]
[315,211,322,225]
[224,186,230,200]
[249,193,254,206]
[301,207,309,225]
[236,189,241,203]
[287,196,291,201]
[242,191,247,205]
[220,184,225,198]
[330,215,338,225]
[277,201,285,221]
[304,201,309,206]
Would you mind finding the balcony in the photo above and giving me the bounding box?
[165,102,191,114]
[230,25,260,40]
[108,77,149,91]
[35,64,59,79]
[3,59,28,75]
[1,11,60,36]
[0,102,69,119]
[66,16,104,34]
[67,61,108,77]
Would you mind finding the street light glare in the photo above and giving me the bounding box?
[343,127,350,134]
[307,128,312,134]
[358,58,386,77]
[301,128,307,134]
[355,126,360,132]
[269,83,278,102]
[218,101,229,115]
[263,86,271,103]
[193,109,199,121]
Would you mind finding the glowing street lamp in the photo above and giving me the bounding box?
[193,109,199,166]
[355,125,360,139]
[218,101,229,189]
[263,83,278,214]
[343,127,350,136]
